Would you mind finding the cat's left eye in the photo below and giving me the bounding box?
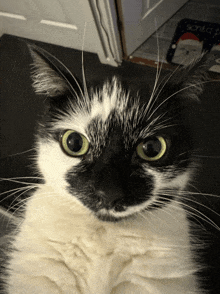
[61,130,89,157]
[137,136,167,161]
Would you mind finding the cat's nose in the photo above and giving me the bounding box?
[96,188,124,206]
[96,190,106,198]
[96,189,125,211]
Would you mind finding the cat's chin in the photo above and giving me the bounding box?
[96,212,131,222]
[95,206,137,222]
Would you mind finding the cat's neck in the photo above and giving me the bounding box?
[22,185,191,249]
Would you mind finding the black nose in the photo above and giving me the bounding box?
[95,189,126,212]
[94,161,126,199]
[92,154,128,205]
[95,186,124,205]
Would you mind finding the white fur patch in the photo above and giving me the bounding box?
[50,77,130,135]
[6,186,199,293]
[90,78,129,121]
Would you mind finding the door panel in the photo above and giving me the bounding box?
[118,0,189,55]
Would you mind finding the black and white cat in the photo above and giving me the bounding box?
[1,45,219,293]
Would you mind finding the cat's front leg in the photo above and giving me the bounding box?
[6,255,82,294]
[7,275,72,294]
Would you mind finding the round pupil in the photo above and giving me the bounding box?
[67,132,83,152]
[143,138,161,158]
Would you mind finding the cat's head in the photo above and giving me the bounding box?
[29,45,208,222]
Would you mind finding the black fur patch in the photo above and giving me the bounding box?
[64,93,194,218]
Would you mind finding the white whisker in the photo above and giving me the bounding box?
[147,80,211,121]
[163,192,220,218]
[0,179,37,186]
[0,186,32,197]
[194,155,220,159]
[156,195,220,231]
[0,186,35,206]
[181,189,220,199]
[7,148,36,157]
[82,22,90,103]
[0,176,43,181]
[144,26,163,118]
[146,63,183,117]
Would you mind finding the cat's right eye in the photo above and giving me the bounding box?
[60,130,89,157]
[137,136,167,161]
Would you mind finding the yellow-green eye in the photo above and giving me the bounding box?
[137,136,167,161]
[61,130,89,156]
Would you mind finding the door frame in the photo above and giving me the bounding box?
[89,0,123,66]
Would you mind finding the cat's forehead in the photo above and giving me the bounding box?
[89,77,130,121]
[51,77,148,138]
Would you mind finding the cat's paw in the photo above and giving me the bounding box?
[7,274,81,294]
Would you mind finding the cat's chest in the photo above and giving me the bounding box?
[18,187,198,293]
[47,225,154,293]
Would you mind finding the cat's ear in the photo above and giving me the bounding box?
[28,44,82,98]
[172,54,211,101]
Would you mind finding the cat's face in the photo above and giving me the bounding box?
[30,45,206,222]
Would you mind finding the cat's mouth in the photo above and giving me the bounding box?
[94,199,153,222]
[91,194,146,222]
[68,182,154,222]
[96,207,133,222]
[94,198,130,222]
[96,211,127,222]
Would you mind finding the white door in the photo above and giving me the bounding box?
[0,0,122,66]
[118,0,189,56]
